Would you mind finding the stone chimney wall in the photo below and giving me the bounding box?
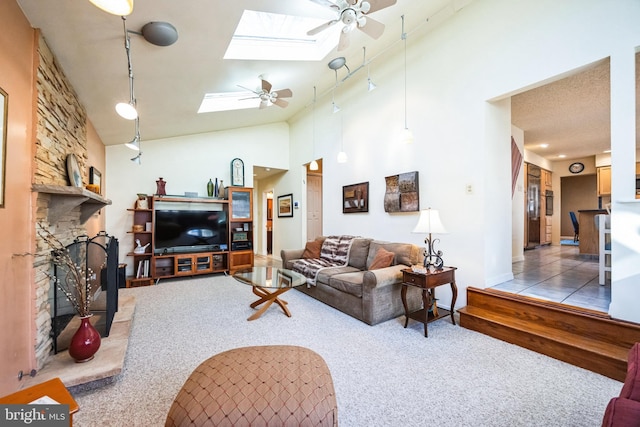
[33,34,88,369]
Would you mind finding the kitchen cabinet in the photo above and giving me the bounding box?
[597,166,611,196]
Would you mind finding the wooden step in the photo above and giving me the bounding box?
[458,287,640,381]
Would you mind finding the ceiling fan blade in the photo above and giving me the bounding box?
[366,0,397,14]
[307,20,338,36]
[261,79,272,94]
[273,98,289,108]
[358,16,385,39]
[307,0,340,9]
[274,88,293,99]
[337,30,350,51]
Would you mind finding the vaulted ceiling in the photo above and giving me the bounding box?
[16,0,631,162]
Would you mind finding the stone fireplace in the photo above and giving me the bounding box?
[31,34,110,369]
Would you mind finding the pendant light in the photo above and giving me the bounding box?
[125,117,141,151]
[400,15,414,144]
[310,87,319,171]
[89,0,133,16]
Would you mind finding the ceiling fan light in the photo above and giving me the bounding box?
[337,151,348,163]
[310,160,319,171]
[116,102,138,120]
[89,0,133,16]
[360,1,371,13]
[357,16,367,27]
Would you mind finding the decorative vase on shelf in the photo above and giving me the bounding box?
[214,178,219,198]
[156,177,166,196]
[68,314,101,363]
[207,179,214,197]
[219,180,225,199]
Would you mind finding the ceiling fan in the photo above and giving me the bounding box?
[306,0,397,51]
[238,78,293,109]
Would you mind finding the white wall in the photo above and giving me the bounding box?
[281,0,640,315]
[105,122,289,275]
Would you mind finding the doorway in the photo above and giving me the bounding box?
[306,160,323,241]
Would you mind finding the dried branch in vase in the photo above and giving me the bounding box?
[37,224,94,317]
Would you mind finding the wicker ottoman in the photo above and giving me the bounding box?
[165,345,338,427]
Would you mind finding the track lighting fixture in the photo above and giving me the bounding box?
[117,17,138,120]
[130,152,142,165]
[89,0,133,16]
[124,118,141,150]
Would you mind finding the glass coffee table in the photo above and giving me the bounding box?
[233,267,307,321]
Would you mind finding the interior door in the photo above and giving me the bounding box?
[306,174,322,241]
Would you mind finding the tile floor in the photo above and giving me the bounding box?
[491,244,611,312]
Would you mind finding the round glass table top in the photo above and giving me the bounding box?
[232,267,306,289]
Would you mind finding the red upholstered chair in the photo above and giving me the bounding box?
[602,343,640,427]
[166,345,338,427]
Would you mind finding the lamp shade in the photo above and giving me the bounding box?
[89,0,133,16]
[412,208,447,234]
[125,135,140,151]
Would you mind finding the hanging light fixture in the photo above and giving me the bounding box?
[400,15,414,144]
[125,117,141,151]
[367,65,377,92]
[130,152,142,165]
[310,87,319,171]
[116,17,138,120]
[89,0,133,16]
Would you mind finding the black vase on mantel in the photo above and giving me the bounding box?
[207,179,214,197]
[214,178,219,197]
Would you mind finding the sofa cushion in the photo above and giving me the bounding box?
[328,271,366,298]
[366,241,418,269]
[369,248,395,270]
[620,343,640,401]
[302,239,323,259]
[316,265,360,285]
[347,238,372,270]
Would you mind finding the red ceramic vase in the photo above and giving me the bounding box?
[68,315,101,363]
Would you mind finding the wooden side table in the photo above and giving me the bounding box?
[401,267,458,337]
[0,377,79,426]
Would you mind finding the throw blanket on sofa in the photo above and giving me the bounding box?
[292,235,356,286]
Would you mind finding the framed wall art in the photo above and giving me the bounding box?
[384,171,419,213]
[277,193,293,218]
[0,86,7,208]
[89,166,102,194]
[342,182,369,213]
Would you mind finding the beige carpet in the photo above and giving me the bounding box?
[69,274,622,426]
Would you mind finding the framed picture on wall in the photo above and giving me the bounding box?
[342,182,369,213]
[277,193,293,218]
[89,166,102,194]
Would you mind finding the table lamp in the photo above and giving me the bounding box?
[412,208,448,269]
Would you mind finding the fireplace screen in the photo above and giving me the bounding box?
[51,232,119,354]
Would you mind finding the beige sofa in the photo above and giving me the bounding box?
[281,236,423,325]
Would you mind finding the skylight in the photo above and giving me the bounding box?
[224,10,339,61]
[197,91,261,114]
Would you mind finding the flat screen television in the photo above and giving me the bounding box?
[154,205,228,254]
